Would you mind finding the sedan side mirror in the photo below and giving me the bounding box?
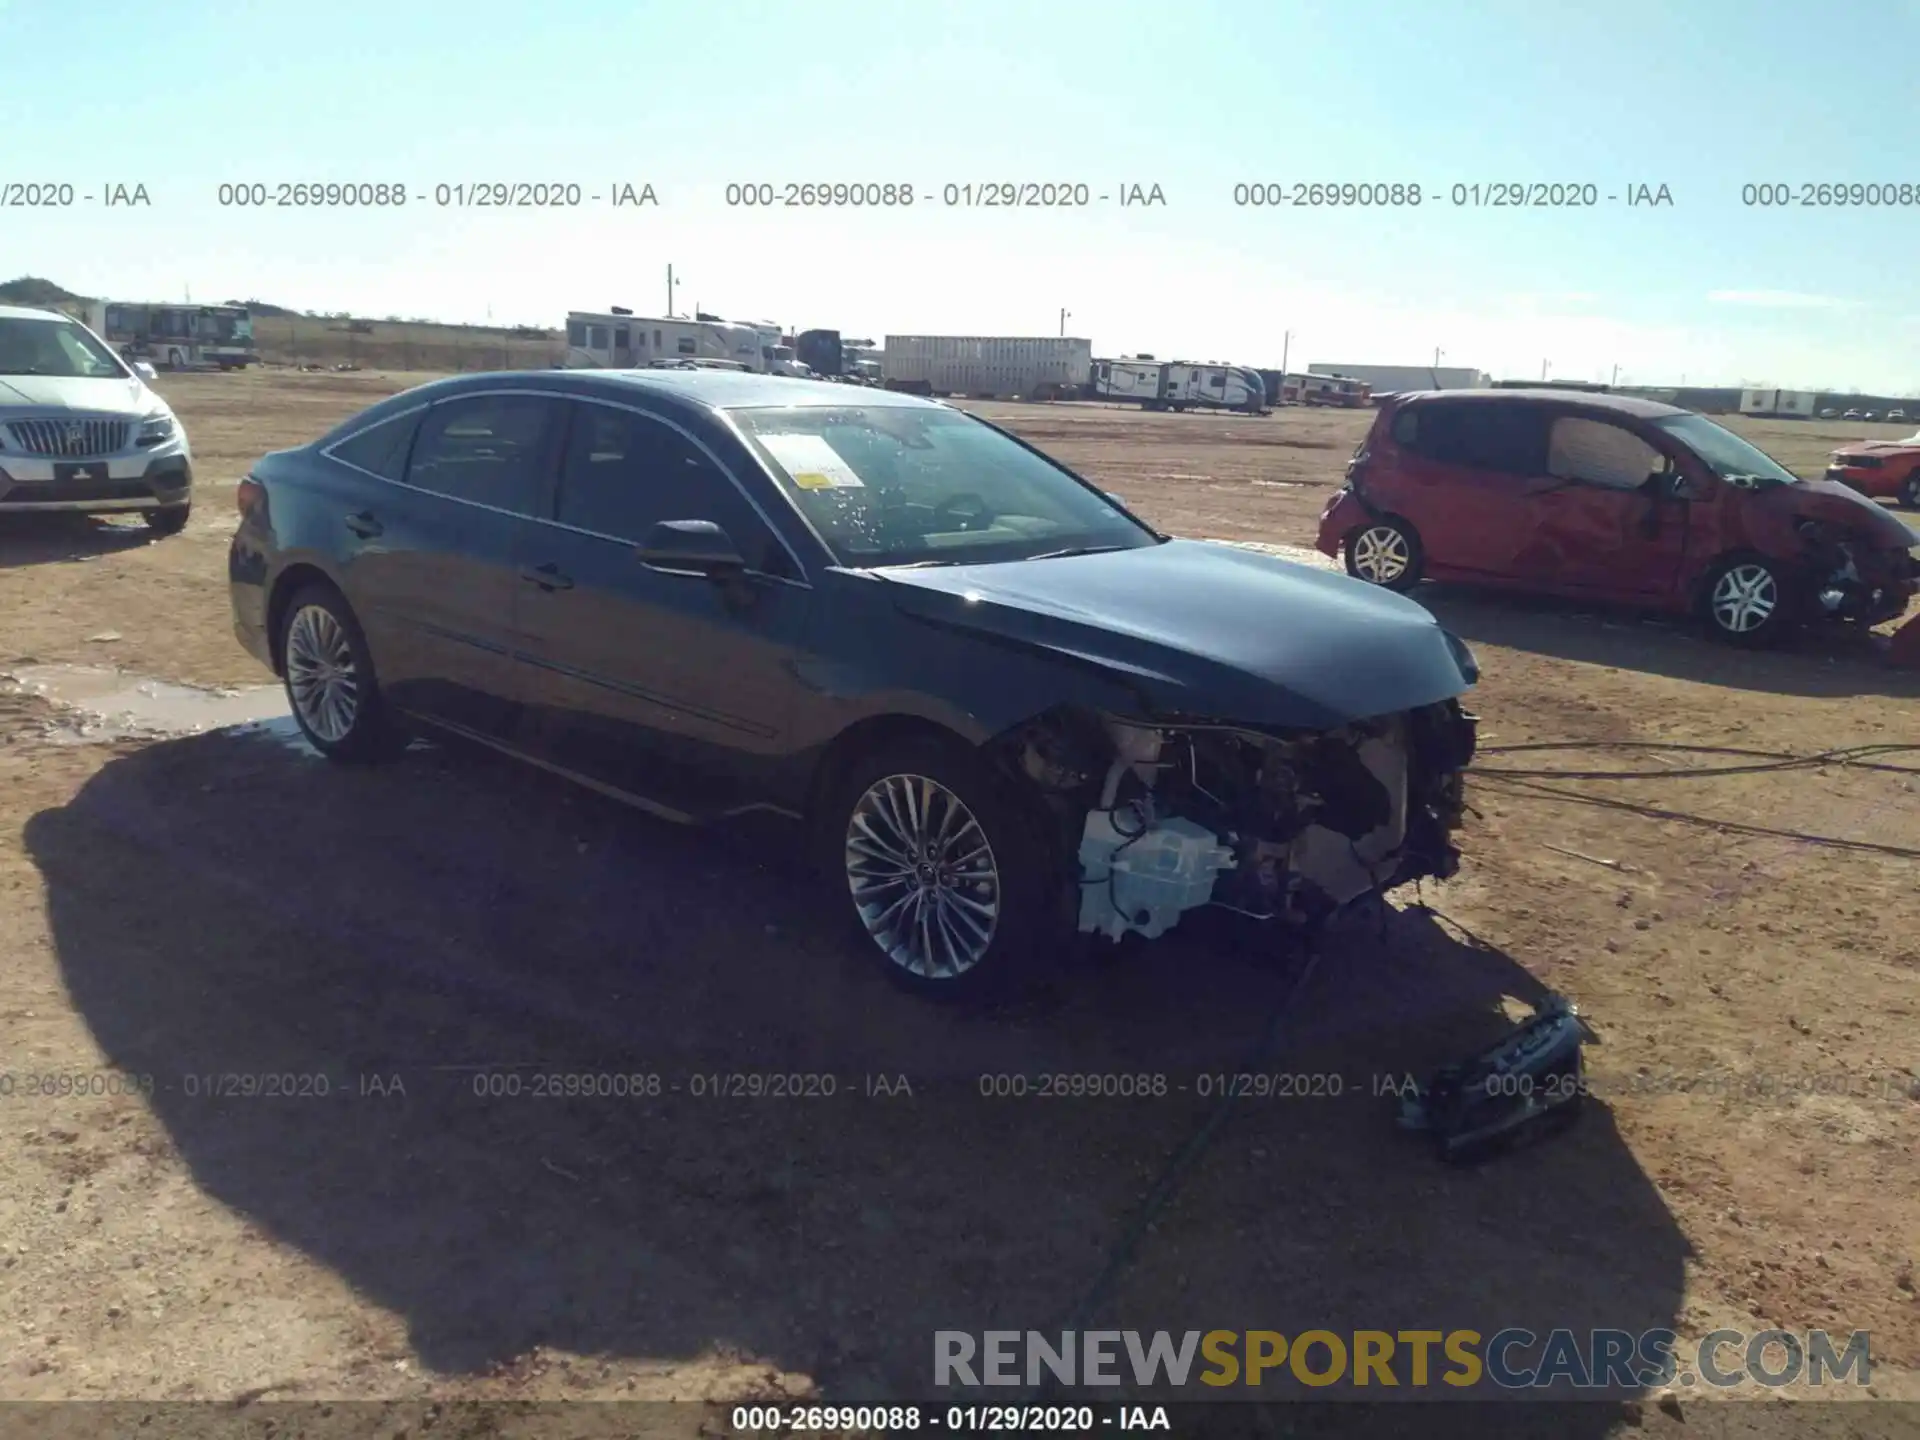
[132,360,158,381]
[636,519,746,576]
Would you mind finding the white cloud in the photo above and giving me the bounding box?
[1706,290,1862,310]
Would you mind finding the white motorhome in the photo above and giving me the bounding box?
[1163,362,1266,413]
[564,311,766,371]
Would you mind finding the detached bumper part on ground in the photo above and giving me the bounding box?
[1399,994,1594,1163]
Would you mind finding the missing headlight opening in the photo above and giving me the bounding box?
[1008,703,1477,944]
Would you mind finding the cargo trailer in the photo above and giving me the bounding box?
[883,335,1093,400]
[1738,388,1816,419]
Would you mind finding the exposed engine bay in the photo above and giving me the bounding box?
[1794,517,1917,626]
[1005,701,1478,942]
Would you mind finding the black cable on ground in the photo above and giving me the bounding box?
[1475,773,1920,860]
[1021,939,1326,1408]
[1476,739,1920,781]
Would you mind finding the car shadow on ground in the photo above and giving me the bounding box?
[1417,583,1920,700]
[26,729,1686,1422]
[0,512,159,569]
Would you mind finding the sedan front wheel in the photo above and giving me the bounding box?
[826,736,1065,1001]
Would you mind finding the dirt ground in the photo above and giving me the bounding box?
[2,371,1918,1436]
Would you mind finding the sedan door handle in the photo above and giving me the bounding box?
[344,510,383,538]
[520,562,574,591]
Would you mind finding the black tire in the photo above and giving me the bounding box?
[143,504,190,536]
[276,582,409,761]
[1699,554,1796,647]
[1900,473,1920,509]
[1342,514,1425,592]
[820,735,1068,1002]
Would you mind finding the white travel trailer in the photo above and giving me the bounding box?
[564,311,766,371]
[1091,357,1170,405]
[1163,362,1266,413]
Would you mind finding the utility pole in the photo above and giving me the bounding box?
[1059,308,1070,337]
[666,265,676,317]
[1611,363,1619,387]
[1280,330,1292,377]
[1542,358,1550,380]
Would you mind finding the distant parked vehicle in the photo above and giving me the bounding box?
[1863,411,1880,421]
[0,304,194,532]
[1826,431,1920,508]
[1819,408,1839,418]
[1888,409,1907,421]
[1844,409,1863,419]
[1317,388,1918,646]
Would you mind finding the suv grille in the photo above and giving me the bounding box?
[5,418,132,458]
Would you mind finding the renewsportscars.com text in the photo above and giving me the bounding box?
[935,1328,1871,1392]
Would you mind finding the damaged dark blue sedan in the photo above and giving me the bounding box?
[229,370,1479,997]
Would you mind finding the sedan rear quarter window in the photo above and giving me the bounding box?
[328,411,419,481]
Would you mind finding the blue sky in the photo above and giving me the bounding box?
[5,0,1918,390]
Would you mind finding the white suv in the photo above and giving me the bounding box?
[0,304,192,534]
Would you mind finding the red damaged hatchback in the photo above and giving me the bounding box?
[1316,389,1919,646]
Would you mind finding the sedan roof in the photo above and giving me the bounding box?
[580,368,940,411]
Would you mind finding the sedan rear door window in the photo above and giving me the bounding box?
[405,394,560,515]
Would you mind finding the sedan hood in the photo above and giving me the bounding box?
[873,538,1475,729]
[0,374,158,414]
[1779,476,1917,548]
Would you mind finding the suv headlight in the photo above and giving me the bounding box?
[136,411,176,445]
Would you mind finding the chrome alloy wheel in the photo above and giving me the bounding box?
[285,603,361,743]
[1710,563,1779,634]
[846,773,1001,979]
[1351,524,1411,584]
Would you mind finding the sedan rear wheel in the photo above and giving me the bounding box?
[279,584,407,761]
[1702,556,1793,647]
[826,736,1065,1001]
[1343,517,1424,591]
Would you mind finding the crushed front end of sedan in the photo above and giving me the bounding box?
[1002,699,1477,946]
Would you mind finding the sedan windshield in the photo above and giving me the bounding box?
[1653,413,1799,486]
[0,317,129,379]
[731,403,1160,566]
